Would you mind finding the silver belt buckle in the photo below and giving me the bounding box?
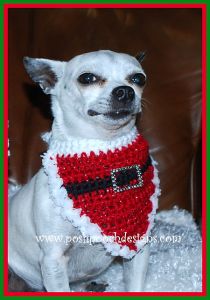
[111,164,143,193]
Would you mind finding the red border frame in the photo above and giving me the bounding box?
[4,3,207,297]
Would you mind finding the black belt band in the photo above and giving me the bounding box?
[64,156,152,198]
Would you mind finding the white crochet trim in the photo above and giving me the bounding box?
[42,127,138,156]
[42,128,160,259]
[136,157,161,249]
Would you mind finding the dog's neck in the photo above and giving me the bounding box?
[52,116,137,141]
[42,125,138,156]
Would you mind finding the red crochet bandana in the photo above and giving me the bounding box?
[53,134,156,254]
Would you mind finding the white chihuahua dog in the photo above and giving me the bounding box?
[9,50,160,292]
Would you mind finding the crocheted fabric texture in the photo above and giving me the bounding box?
[55,134,155,252]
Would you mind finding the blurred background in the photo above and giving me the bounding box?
[8,8,202,222]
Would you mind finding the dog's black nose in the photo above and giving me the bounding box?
[112,86,135,105]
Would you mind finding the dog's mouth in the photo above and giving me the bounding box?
[88,109,132,120]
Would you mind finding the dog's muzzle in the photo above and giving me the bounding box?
[87,86,136,120]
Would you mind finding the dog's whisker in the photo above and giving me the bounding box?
[141,97,151,106]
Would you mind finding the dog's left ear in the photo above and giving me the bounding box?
[135,51,146,64]
[23,57,66,94]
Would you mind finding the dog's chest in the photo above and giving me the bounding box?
[42,131,159,259]
[57,135,154,250]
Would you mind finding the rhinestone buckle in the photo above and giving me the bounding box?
[111,164,143,193]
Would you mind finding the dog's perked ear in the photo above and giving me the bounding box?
[135,51,146,64]
[23,57,65,94]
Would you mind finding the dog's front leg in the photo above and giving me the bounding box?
[40,251,70,292]
[123,244,149,292]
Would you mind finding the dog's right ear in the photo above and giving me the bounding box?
[23,57,66,94]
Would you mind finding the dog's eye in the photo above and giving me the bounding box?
[77,73,99,85]
[130,73,146,87]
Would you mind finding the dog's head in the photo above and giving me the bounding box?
[24,50,146,139]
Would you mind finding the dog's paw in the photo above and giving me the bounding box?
[85,281,109,292]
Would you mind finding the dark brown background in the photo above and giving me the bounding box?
[8,8,202,219]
